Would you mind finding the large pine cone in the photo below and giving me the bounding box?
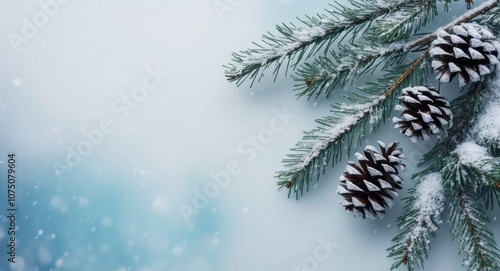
[430,23,499,87]
[392,86,452,142]
[337,141,405,219]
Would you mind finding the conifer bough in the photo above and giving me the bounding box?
[225,0,500,270]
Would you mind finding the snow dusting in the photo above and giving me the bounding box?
[234,25,327,75]
[452,142,492,171]
[406,173,445,252]
[292,96,385,172]
[413,173,445,225]
[475,104,500,143]
[474,72,500,143]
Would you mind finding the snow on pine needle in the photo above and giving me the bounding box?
[412,173,445,232]
[452,142,493,172]
[224,0,435,85]
[226,0,500,270]
[473,72,500,145]
[388,173,445,270]
[276,95,390,197]
[293,96,385,171]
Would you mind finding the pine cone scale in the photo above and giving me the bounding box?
[338,141,405,219]
[393,86,453,142]
[430,23,499,87]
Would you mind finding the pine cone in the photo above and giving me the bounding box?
[392,86,452,142]
[430,23,500,87]
[337,141,405,219]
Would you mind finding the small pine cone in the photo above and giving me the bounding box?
[430,23,500,87]
[337,141,405,219]
[392,86,452,142]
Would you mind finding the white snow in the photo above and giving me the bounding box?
[406,173,445,252]
[452,142,492,171]
[475,104,500,142]
[466,67,481,83]
[375,0,404,9]
[474,71,500,143]
[234,25,327,75]
[442,1,498,31]
[483,42,496,52]
[487,54,499,65]
[291,96,385,172]
[430,47,452,57]
[451,25,468,37]
[413,173,445,225]
[453,47,469,59]
[469,38,483,48]
[450,34,467,44]
[448,62,461,73]
[293,26,327,43]
[469,48,484,60]
[478,64,491,76]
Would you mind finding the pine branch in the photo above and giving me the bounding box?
[482,163,500,209]
[224,0,428,86]
[417,81,487,167]
[445,0,498,27]
[388,173,445,271]
[293,0,498,100]
[293,41,424,99]
[478,5,500,26]
[277,51,430,198]
[370,0,438,43]
[440,153,489,191]
[226,0,497,94]
[448,189,500,271]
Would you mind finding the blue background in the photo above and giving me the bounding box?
[0,1,498,270]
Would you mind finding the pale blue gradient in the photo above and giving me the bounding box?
[0,1,498,271]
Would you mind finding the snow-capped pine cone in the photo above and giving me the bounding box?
[430,23,500,87]
[337,141,405,219]
[393,86,452,142]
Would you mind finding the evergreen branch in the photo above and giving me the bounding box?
[440,153,488,190]
[293,0,498,100]
[478,5,500,26]
[446,0,498,27]
[224,0,426,86]
[388,173,445,271]
[371,0,438,43]
[417,81,487,167]
[482,163,500,209]
[277,95,386,198]
[421,141,500,208]
[277,51,429,198]
[448,189,500,271]
[293,42,420,99]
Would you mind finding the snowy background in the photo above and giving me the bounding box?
[0,1,499,271]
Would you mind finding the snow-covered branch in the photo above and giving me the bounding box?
[448,189,500,271]
[389,173,445,271]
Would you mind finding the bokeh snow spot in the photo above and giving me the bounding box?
[151,197,169,216]
[49,196,68,213]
